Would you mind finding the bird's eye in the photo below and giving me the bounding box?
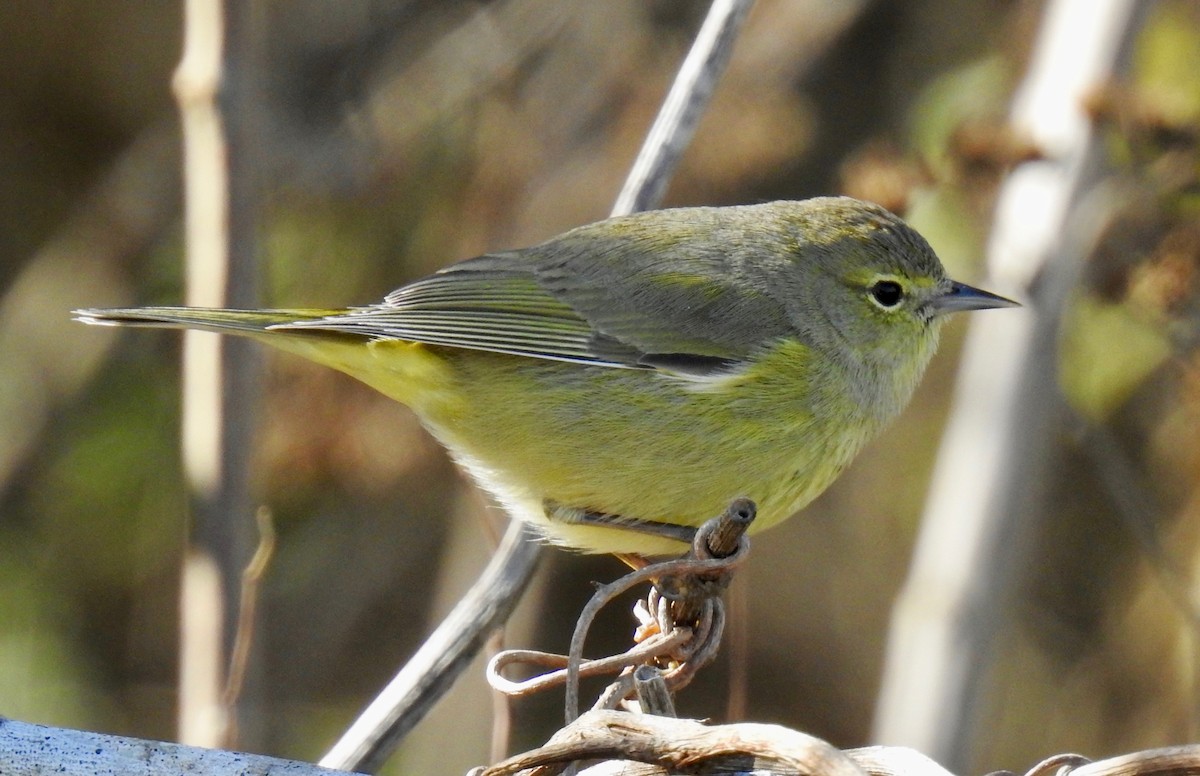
[869,280,905,309]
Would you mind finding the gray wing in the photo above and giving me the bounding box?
[275,209,795,374]
[275,266,648,368]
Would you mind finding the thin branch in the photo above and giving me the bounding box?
[172,0,265,748]
[222,507,277,710]
[487,629,513,764]
[872,0,1149,767]
[610,0,756,217]
[319,522,541,773]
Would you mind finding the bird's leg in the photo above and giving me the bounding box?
[543,501,698,546]
[615,553,649,570]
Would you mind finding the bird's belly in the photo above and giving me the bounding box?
[412,345,875,555]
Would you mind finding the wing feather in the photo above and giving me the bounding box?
[276,271,645,368]
[276,206,799,374]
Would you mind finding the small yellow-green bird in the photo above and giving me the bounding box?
[76,197,1015,557]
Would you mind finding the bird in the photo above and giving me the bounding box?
[76,196,1017,557]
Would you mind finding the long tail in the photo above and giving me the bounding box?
[73,306,346,336]
[76,305,451,410]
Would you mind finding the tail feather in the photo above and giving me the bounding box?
[74,305,443,408]
[73,306,344,336]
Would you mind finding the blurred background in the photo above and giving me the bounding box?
[1,0,1198,773]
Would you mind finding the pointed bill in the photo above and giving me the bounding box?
[928,281,1020,316]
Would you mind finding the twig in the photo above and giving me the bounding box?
[481,500,752,729]
[632,666,676,718]
[564,503,751,722]
[610,0,755,217]
[872,0,1150,767]
[487,631,694,699]
[222,507,277,711]
[172,0,265,748]
[724,573,749,721]
[319,521,542,774]
[487,629,513,764]
[1068,746,1200,776]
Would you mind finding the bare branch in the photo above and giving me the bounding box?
[873,0,1150,766]
[173,0,265,747]
[481,710,869,776]
[610,0,756,217]
[319,522,541,773]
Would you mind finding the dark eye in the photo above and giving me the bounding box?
[869,280,905,308]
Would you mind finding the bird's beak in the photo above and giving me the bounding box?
[927,281,1020,316]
